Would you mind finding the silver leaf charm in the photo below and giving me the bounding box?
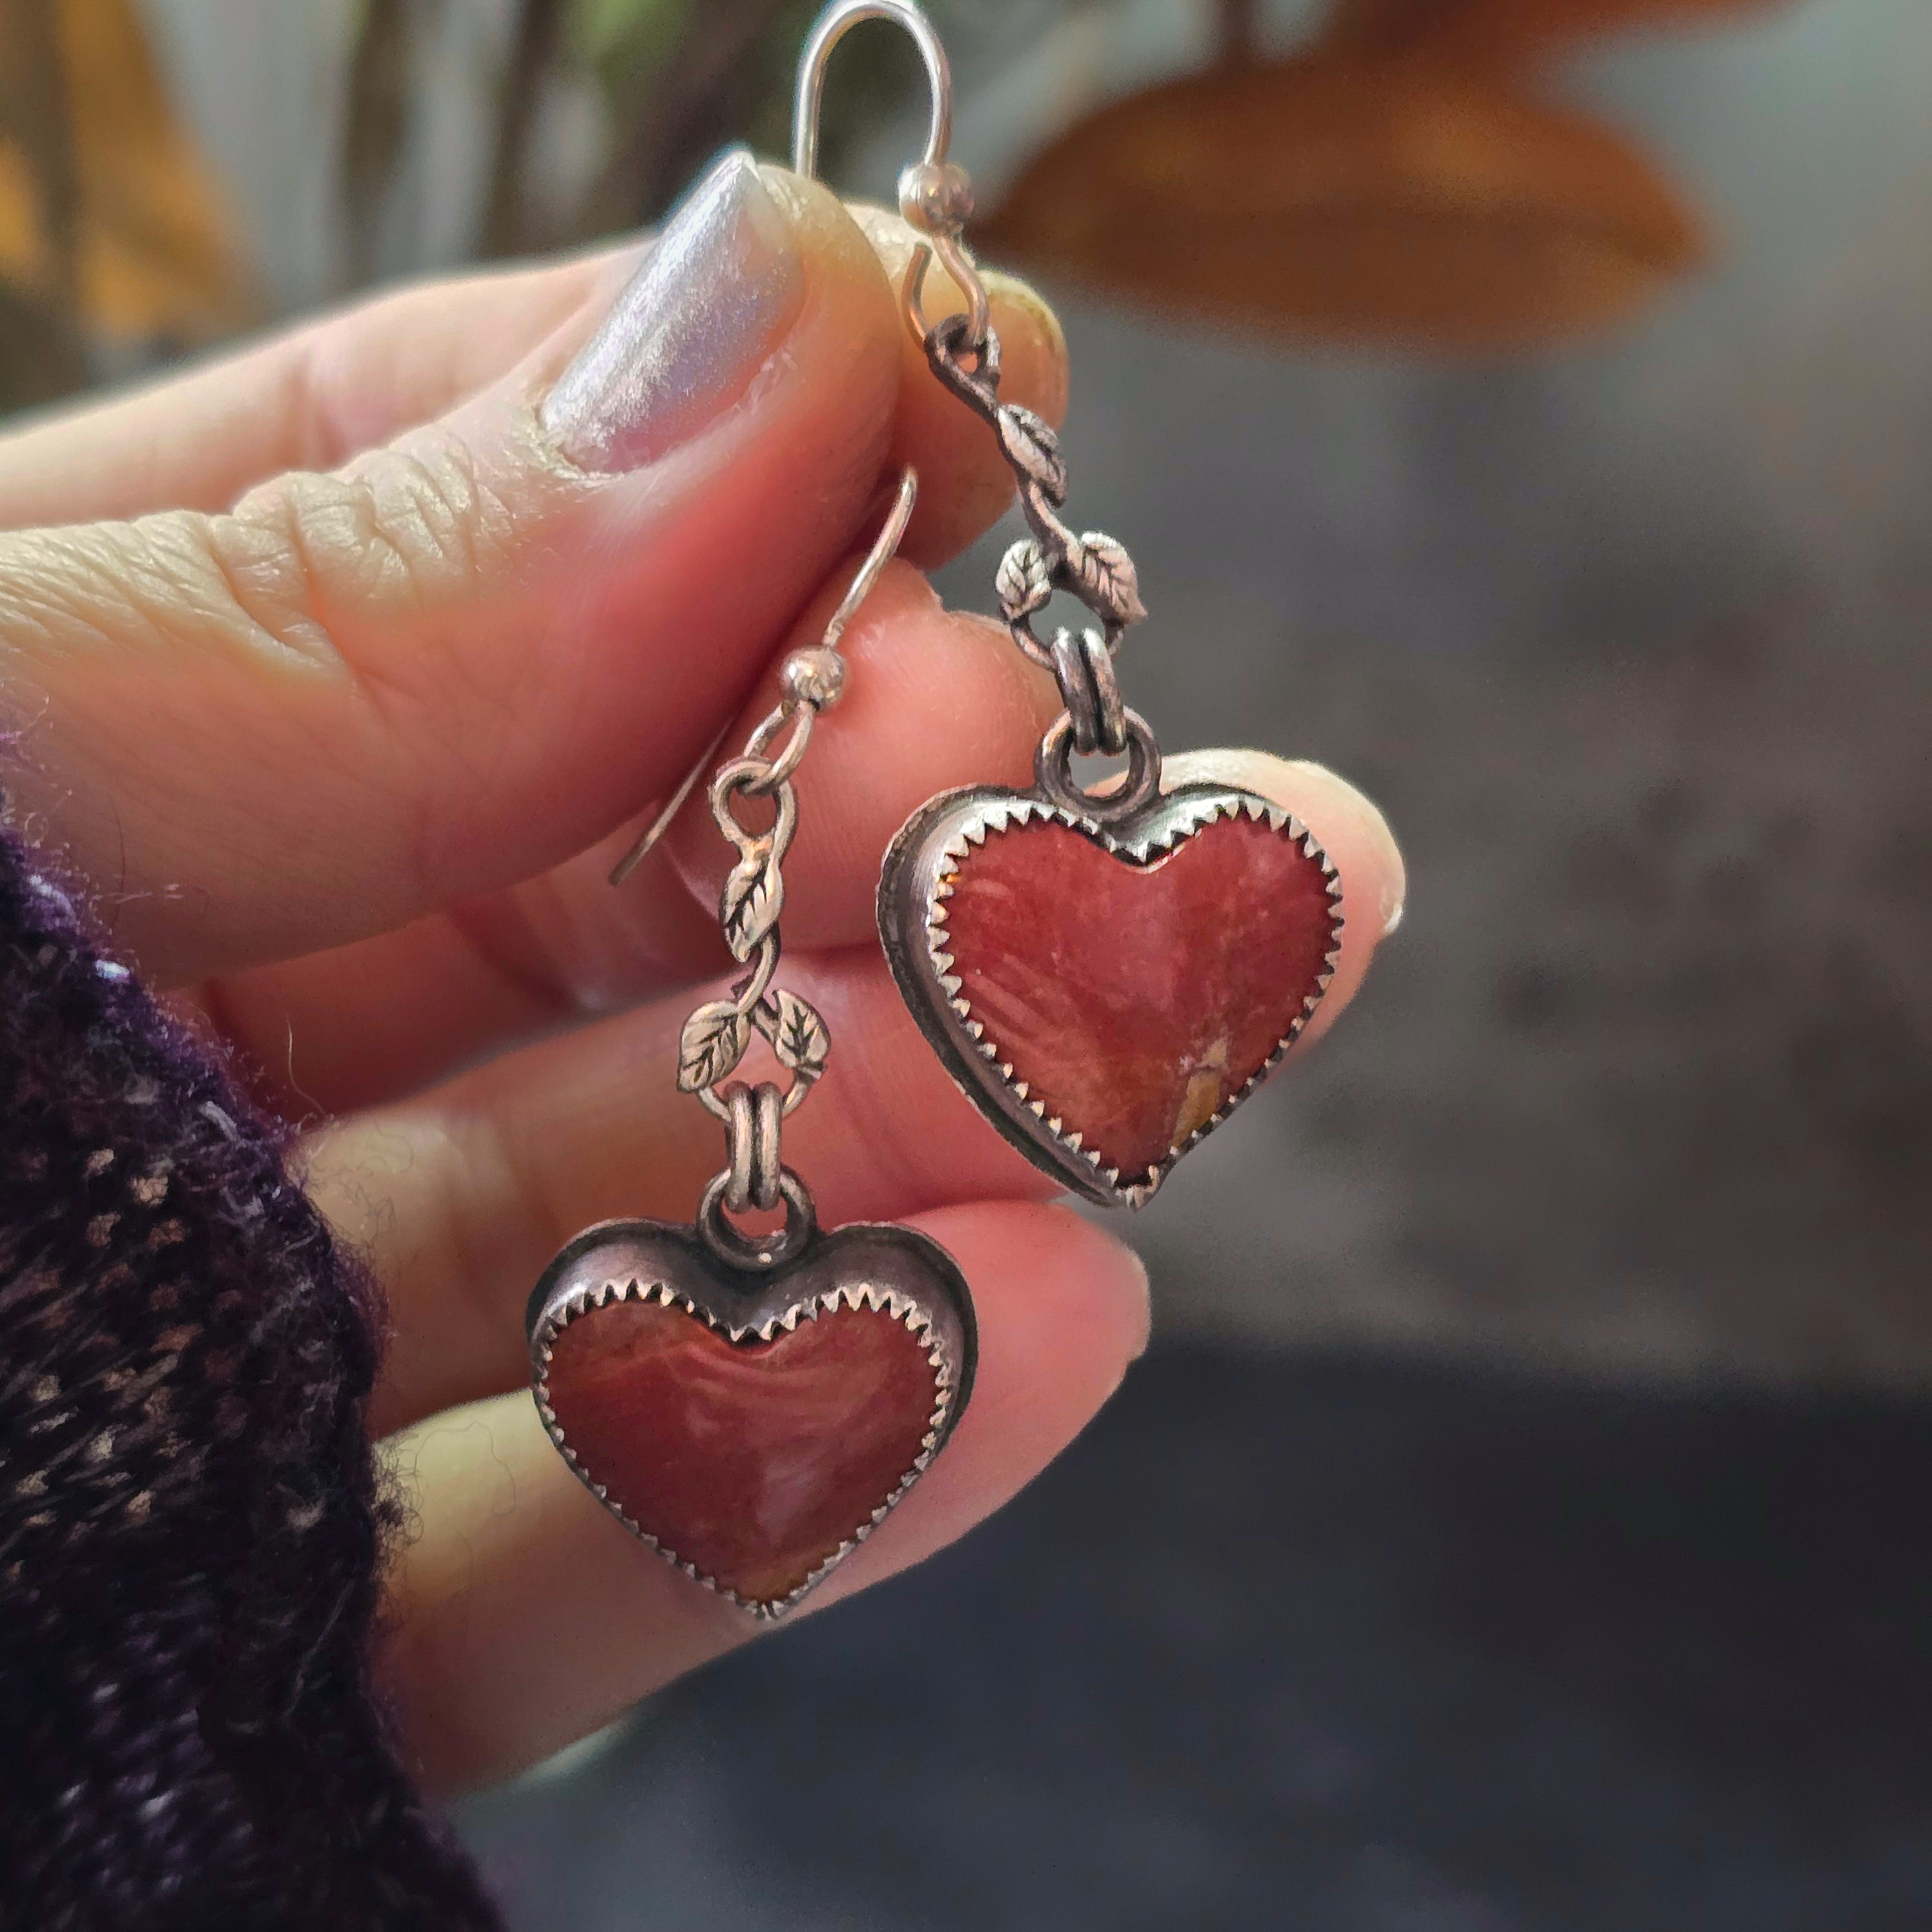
[995,405,1067,502]
[677,1001,750,1092]
[995,539,1053,622]
[1065,531,1146,627]
[721,851,783,962]
[759,988,830,1078]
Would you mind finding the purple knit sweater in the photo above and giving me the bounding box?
[0,825,500,1929]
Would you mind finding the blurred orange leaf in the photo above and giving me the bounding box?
[1321,0,1794,69]
[978,56,1703,353]
[0,0,244,342]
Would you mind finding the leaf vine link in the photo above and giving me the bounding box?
[1064,531,1146,627]
[755,987,830,1081]
[678,1000,750,1093]
[720,846,783,962]
[995,404,1067,502]
[995,539,1054,623]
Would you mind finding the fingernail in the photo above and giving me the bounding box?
[542,149,804,473]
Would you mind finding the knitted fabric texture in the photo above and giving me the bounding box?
[0,828,502,1931]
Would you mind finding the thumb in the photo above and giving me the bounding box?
[1,154,962,983]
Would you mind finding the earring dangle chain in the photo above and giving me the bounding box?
[673,466,918,1269]
[921,316,1160,816]
[797,5,1143,779]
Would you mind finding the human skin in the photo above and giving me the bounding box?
[0,158,1404,1793]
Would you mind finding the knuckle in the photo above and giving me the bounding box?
[0,513,298,666]
[226,441,504,652]
[0,437,504,678]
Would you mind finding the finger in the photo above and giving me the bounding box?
[203,694,1402,1117]
[1,157,1068,985]
[377,1201,1149,1793]
[0,247,630,528]
[0,220,1065,552]
[7,152,889,982]
[309,741,1404,1439]
[199,562,1057,1111]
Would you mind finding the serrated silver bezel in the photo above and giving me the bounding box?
[527,1218,976,1619]
[878,781,1344,1208]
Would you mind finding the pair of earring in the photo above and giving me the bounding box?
[529,0,1350,1619]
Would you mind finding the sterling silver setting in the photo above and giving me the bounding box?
[528,1217,976,1618]
[879,778,1345,1209]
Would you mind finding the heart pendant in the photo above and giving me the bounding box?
[528,1217,976,1618]
[879,763,1343,1207]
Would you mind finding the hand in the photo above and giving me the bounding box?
[0,155,1403,1792]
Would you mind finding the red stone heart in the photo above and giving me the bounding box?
[528,1221,973,1616]
[894,790,1341,1198]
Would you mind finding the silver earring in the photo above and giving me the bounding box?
[529,467,974,1621]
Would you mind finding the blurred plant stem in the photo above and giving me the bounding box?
[1218,0,1259,64]
[483,0,569,256]
[578,0,801,236]
[338,0,956,274]
[341,0,418,288]
[0,0,87,400]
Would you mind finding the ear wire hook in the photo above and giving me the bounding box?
[792,0,991,353]
[608,468,920,887]
[821,461,919,652]
[611,3,963,892]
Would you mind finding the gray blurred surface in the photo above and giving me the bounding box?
[457,1344,1932,1930]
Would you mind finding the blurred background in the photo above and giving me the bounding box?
[5,1,1931,1924]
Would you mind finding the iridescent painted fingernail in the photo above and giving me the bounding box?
[542,149,805,473]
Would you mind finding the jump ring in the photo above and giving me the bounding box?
[1036,708,1162,823]
[1048,627,1127,757]
[750,1082,783,1210]
[722,1081,786,1213]
[724,1084,756,1213]
[1049,629,1095,753]
[698,1167,816,1271]
[1085,633,1128,756]
[741,705,814,794]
